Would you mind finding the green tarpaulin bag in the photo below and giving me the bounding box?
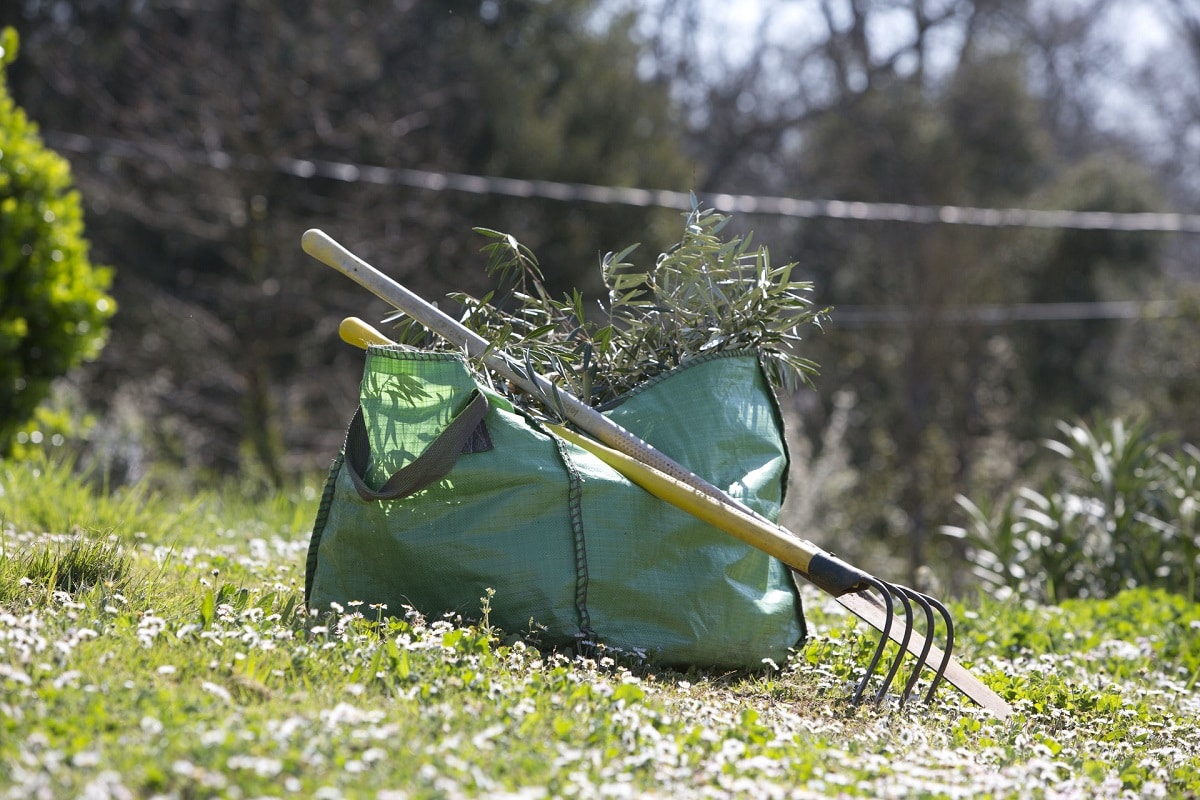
[305,346,806,669]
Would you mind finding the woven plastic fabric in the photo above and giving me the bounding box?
[305,347,805,670]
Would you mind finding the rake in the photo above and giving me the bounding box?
[303,229,1013,718]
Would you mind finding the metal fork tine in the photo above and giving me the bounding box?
[850,577,894,705]
[896,586,936,705]
[874,582,914,704]
[921,592,955,703]
[834,585,1011,716]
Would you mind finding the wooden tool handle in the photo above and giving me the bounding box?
[306,230,869,595]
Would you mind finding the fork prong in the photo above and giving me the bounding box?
[920,592,955,703]
[896,586,937,705]
[850,577,894,705]
[874,581,914,704]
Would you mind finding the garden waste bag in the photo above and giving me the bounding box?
[305,347,806,669]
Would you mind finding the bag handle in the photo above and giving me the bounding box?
[343,390,490,502]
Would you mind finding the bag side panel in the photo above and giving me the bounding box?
[581,354,804,669]
[308,401,583,644]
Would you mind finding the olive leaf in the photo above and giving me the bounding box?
[399,201,828,410]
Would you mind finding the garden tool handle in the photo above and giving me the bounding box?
[304,227,871,594]
[339,316,398,350]
[324,307,871,597]
[306,229,716,481]
[313,243,1015,717]
[544,423,872,597]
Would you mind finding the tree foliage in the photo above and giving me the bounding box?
[0,1,691,481]
[0,28,114,456]
[630,0,1178,581]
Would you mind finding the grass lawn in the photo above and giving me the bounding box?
[2,456,1198,799]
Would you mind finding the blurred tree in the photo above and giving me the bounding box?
[1005,157,1166,432]
[0,28,115,457]
[0,0,692,482]
[634,0,1170,581]
[1141,1,1200,239]
[794,49,1065,577]
[1,0,1186,586]
[1111,0,1200,445]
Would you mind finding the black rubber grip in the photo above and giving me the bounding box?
[804,551,874,596]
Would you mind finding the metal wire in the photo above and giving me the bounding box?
[45,130,1200,234]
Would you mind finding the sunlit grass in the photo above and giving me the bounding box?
[2,455,1199,798]
[0,534,132,601]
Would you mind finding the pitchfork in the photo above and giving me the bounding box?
[303,229,1013,718]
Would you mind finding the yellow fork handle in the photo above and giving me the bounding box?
[339,316,398,349]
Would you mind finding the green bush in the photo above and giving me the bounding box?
[0,28,115,456]
[944,416,1200,603]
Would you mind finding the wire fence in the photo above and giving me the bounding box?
[45,131,1198,325]
[832,300,1184,328]
[46,131,1200,234]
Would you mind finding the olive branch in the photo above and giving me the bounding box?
[390,200,828,409]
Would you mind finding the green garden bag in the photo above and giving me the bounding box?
[305,346,806,670]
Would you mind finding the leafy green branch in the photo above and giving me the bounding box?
[393,201,827,408]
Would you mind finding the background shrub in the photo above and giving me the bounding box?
[0,28,115,456]
[944,416,1200,603]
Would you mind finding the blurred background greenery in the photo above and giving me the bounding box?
[2,0,1197,595]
